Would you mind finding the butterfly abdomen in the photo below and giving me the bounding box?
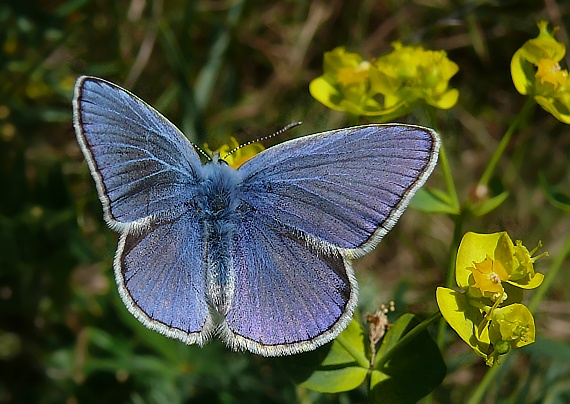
[200,161,242,315]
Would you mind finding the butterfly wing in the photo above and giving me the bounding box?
[238,124,439,256]
[116,214,213,344]
[73,76,202,228]
[222,124,438,354]
[73,77,212,344]
[219,212,357,356]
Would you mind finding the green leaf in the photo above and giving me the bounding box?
[539,173,570,212]
[410,187,460,214]
[279,316,368,393]
[370,314,446,403]
[301,363,368,393]
[469,191,509,216]
[284,314,445,399]
[299,317,369,392]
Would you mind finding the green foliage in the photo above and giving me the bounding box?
[281,314,445,403]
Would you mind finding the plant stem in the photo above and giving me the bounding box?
[422,107,463,347]
[477,97,535,188]
[436,215,463,348]
[424,106,460,211]
[466,361,502,404]
[529,232,570,312]
[439,142,460,211]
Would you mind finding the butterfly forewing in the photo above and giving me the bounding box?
[73,76,202,226]
[238,125,439,256]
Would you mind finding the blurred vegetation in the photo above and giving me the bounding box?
[1,0,569,402]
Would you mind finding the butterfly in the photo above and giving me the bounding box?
[73,76,440,357]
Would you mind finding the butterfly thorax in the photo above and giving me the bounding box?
[199,159,242,315]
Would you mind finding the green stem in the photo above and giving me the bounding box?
[422,107,463,347]
[439,142,460,211]
[376,312,441,369]
[424,106,459,210]
[466,362,502,404]
[529,232,570,312]
[477,97,535,188]
[436,215,463,347]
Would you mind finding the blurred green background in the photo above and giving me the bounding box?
[1,0,569,402]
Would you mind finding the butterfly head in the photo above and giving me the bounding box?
[209,152,229,166]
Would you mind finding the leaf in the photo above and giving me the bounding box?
[370,314,446,403]
[410,187,460,214]
[280,316,369,393]
[285,314,445,399]
[469,191,509,216]
[539,173,570,212]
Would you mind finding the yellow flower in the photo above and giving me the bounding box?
[309,44,459,121]
[203,136,264,168]
[490,304,535,348]
[437,232,546,366]
[469,256,508,300]
[309,47,383,116]
[536,58,568,90]
[371,42,459,111]
[336,61,371,86]
[486,304,536,366]
[511,21,570,124]
[456,232,545,297]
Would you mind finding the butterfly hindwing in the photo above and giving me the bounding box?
[219,212,357,356]
[116,213,213,345]
[238,125,439,256]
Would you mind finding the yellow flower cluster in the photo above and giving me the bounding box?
[437,232,546,366]
[309,44,459,121]
[511,21,570,123]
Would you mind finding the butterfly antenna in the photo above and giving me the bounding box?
[192,143,212,161]
[224,121,303,159]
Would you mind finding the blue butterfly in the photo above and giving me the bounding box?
[72,76,440,357]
